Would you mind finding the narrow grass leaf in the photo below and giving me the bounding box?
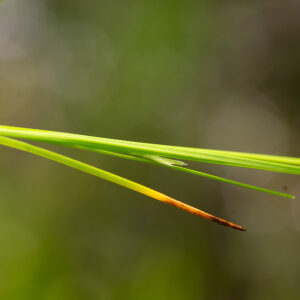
[0,125,299,174]
[72,144,294,199]
[0,136,246,231]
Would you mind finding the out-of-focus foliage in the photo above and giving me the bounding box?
[0,0,299,299]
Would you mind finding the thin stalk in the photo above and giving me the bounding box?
[0,136,246,231]
[73,144,294,199]
[0,125,300,174]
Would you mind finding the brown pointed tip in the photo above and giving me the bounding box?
[161,195,246,231]
[210,216,246,231]
[235,225,246,232]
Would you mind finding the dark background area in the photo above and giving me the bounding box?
[0,0,300,299]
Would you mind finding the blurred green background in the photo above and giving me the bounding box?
[0,0,300,299]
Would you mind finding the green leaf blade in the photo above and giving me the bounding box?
[0,135,246,231]
[0,125,300,174]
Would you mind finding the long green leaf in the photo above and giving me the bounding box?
[0,136,246,231]
[0,125,300,174]
[72,144,294,199]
